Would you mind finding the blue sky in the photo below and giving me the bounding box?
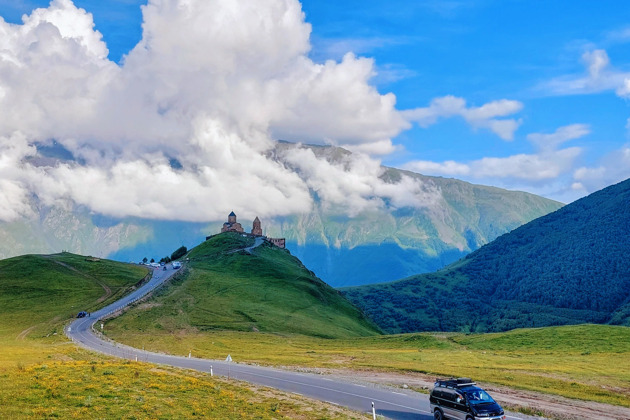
[0,0,629,223]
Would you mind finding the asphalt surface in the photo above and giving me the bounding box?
[66,263,540,420]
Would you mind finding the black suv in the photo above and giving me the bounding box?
[430,378,505,420]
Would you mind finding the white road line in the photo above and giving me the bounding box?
[231,368,426,413]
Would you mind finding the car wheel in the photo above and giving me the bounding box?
[466,417,474,420]
[434,409,444,420]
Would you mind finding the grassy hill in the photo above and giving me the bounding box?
[0,252,148,343]
[342,178,630,333]
[106,232,380,340]
[0,252,364,419]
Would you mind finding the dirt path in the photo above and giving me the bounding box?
[16,325,36,340]
[288,367,630,420]
[45,257,112,303]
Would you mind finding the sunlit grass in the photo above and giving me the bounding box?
[105,324,630,408]
[0,359,366,419]
[0,251,367,419]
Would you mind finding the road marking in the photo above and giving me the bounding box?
[68,266,438,417]
[230,368,429,414]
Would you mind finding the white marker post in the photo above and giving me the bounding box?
[372,401,376,420]
[188,351,191,359]
[210,365,213,377]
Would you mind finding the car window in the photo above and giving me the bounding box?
[464,389,495,404]
[442,389,456,402]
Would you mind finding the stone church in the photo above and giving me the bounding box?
[221,211,244,233]
[217,212,285,248]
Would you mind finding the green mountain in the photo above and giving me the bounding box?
[342,178,630,333]
[0,143,563,287]
[107,232,380,339]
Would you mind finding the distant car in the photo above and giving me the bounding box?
[172,261,181,269]
[430,378,505,420]
[160,262,165,266]
[77,311,88,318]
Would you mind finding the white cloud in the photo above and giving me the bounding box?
[279,146,441,216]
[402,95,523,140]
[0,133,37,221]
[545,49,630,96]
[403,124,587,183]
[527,124,590,151]
[0,0,423,222]
[403,160,470,177]
[573,145,630,193]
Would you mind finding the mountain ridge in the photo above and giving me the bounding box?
[342,177,630,333]
[0,142,563,287]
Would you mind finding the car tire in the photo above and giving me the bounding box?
[466,417,474,420]
[434,410,444,420]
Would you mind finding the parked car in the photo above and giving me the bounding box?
[172,261,181,269]
[430,378,505,420]
[76,311,88,318]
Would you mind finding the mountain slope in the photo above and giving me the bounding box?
[107,232,380,339]
[0,142,563,287]
[0,252,147,340]
[342,178,630,333]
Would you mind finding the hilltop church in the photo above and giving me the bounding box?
[217,212,285,248]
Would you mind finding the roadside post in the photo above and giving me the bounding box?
[372,401,376,420]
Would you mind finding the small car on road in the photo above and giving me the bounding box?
[76,311,88,318]
[430,378,505,420]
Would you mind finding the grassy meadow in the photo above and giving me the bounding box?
[0,252,365,419]
[0,359,366,419]
[0,252,149,366]
[101,234,630,408]
[107,322,630,408]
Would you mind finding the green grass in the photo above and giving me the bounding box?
[0,250,368,419]
[108,233,379,339]
[102,235,630,408]
[0,360,365,419]
[108,324,630,408]
[0,252,148,366]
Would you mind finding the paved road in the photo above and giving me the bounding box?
[66,264,539,420]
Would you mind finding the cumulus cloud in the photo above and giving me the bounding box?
[545,49,630,96]
[0,0,432,222]
[403,124,588,183]
[0,133,36,221]
[402,95,523,140]
[279,145,440,216]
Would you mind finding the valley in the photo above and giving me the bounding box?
[1,191,629,418]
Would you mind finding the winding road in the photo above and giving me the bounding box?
[66,262,538,420]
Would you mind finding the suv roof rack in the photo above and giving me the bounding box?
[434,378,476,388]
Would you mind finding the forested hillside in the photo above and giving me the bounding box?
[342,178,630,333]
